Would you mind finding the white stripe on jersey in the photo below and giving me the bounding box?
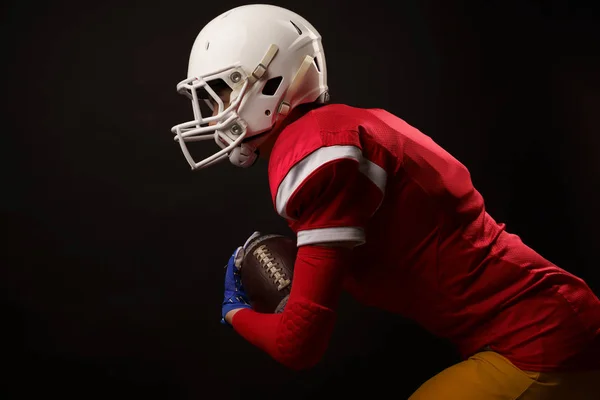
[297,227,365,247]
[275,145,387,220]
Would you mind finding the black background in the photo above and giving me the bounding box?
[2,0,600,398]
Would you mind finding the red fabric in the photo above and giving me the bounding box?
[286,157,383,234]
[232,245,348,370]
[264,103,600,372]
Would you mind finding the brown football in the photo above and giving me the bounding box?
[241,234,297,314]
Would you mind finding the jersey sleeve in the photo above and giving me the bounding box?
[231,245,348,370]
[274,145,387,247]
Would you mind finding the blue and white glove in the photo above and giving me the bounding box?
[221,232,261,325]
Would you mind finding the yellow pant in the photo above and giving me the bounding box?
[409,351,600,399]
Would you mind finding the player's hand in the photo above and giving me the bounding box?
[221,232,261,325]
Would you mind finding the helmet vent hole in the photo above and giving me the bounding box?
[313,57,321,72]
[262,76,283,96]
[290,20,302,35]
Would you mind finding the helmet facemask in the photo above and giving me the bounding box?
[172,65,255,169]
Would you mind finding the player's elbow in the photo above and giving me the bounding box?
[274,299,336,371]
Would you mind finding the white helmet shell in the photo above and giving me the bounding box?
[171,4,328,170]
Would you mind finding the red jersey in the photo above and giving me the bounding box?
[267,103,600,372]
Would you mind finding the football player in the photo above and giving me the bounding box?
[171,4,600,399]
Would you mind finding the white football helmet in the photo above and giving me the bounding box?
[171,4,329,170]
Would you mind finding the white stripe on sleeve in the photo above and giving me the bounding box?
[276,145,387,220]
[297,227,365,247]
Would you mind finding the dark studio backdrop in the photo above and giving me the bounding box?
[2,0,600,398]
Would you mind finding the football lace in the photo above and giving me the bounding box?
[252,244,291,291]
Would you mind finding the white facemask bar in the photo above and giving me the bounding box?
[171,66,250,169]
[172,67,248,138]
[170,45,281,170]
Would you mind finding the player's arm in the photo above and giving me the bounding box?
[224,240,351,322]
[230,146,386,370]
[225,242,356,325]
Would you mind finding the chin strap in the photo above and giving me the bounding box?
[229,143,259,168]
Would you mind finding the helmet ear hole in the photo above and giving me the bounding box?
[262,76,283,96]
